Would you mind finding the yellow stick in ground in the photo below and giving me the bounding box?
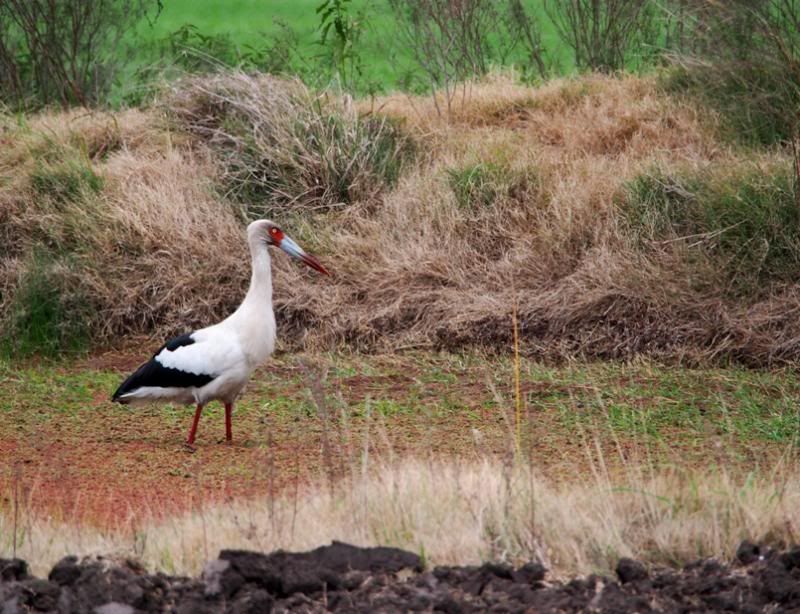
[512,302,522,456]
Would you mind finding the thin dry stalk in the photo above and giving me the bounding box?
[512,302,522,456]
[191,461,208,563]
[12,462,20,560]
[299,359,338,497]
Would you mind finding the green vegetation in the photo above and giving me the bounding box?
[662,64,800,147]
[447,163,535,210]
[0,252,91,358]
[30,156,104,207]
[448,164,504,210]
[625,165,800,293]
[0,141,103,358]
[140,0,328,44]
[132,0,566,93]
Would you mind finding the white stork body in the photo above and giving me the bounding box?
[112,220,328,445]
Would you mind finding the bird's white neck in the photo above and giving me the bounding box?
[238,244,273,317]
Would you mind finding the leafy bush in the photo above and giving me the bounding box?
[0,0,160,110]
[662,1,800,146]
[316,0,366,92]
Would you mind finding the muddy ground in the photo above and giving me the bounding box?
[2,540,799,612]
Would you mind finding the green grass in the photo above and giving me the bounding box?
[143,0,326,43]
[448,163,504,210]
[3,352,800,462]
[30,157,104,206]
[446,162,537,210]
[131,0,406,93]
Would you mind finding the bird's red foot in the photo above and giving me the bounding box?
[183,441,197,453]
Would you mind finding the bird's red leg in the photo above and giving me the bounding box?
[225,402,233,443]
[187,404,203,446]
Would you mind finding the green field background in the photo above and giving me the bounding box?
[133,0,570,92]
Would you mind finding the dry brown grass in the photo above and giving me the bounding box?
[4,455,799,579]
[2,71,799,363]
[0,108,247,346]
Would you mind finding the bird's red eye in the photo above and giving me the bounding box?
[268,227,283,242]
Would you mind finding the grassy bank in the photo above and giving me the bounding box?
[2,72,798,364]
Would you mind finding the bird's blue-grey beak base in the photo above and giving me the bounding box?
[279,235,331,276]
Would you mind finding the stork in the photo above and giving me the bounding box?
[112,220,329,446]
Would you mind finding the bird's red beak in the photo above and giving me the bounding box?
[298,251,331,276]
[278,235,331,276]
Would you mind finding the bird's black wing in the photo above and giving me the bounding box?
[111,333,216,403]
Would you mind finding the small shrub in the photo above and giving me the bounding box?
[1,252,91,358]
[316,0,367,92]
[662,1,800,147]
[625,166,800,291]
[387,0,550,113]
[299,112,409,207]
[0,0,160,110]
[544,0,661,73]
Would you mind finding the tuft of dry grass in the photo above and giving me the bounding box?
[3,455,799,579]
[2,71,800,363]
[167,72,411,217]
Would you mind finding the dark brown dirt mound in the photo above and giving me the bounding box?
[2,541,800,613]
